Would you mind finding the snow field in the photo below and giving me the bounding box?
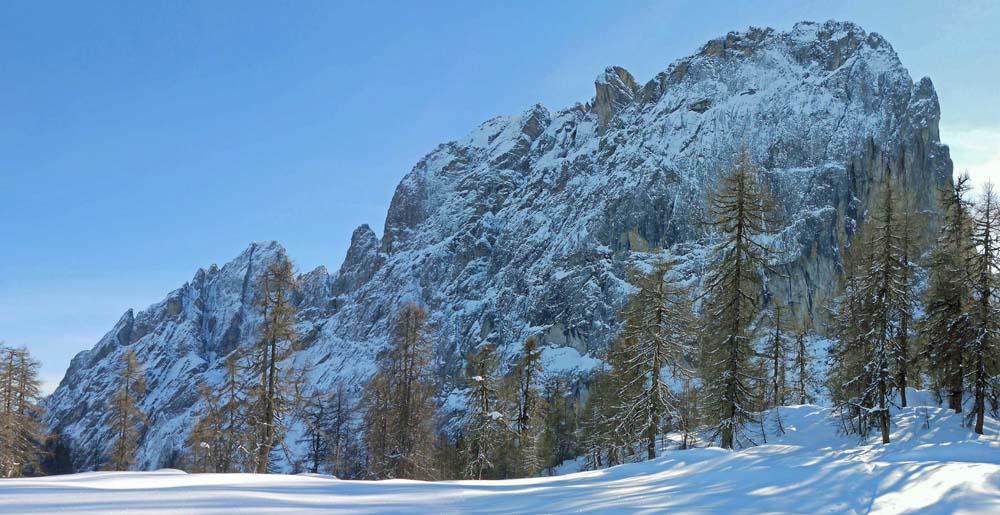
[4,393,999,514]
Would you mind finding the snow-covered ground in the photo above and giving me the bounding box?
[3,393,999,514]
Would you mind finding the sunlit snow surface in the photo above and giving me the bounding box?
[4,393,1000,514]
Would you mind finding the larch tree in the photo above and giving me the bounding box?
[895,210,917,408]
[513,337,543,477]
[613,260,694,460]
[790,326,818,405]
[0,344,44,478]
[763,302,791,410]
[104,348,147,471]
[835,181,911,444]
[967,183,1000,434]
[362,302,437,479]
[922,173,975,412]
[828,229,876,435]
[299,382,353,475]
[538,377,577,474]
[186,353,248,473]
[463,344,509,480]
[579,364,624,469]
[248,257,301,473]
[700,147,778,449]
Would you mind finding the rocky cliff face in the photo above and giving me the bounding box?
[44,21,952,471]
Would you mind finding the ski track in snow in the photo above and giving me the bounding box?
[5,393,1000,514]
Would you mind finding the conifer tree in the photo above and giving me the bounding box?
[299,382,353,475]
[463,345,509,479]
[613,260,693,459]
[763,302,791,410]
[248,258,301,473]
[790,327,818,405]
[0,344,44,477]
[362,302,437,479]
[513,337,543,477]
[967,183,1000,434]
[104,348,147,471]
[538,377,577,473]
[579,366,623,469]
[896,211,917,407]
[187,353,249,472]
[675,378,701,450]
[701,147,778,449]
[828,230,875,435]
[832,182,911,444]
[922,173,975,412]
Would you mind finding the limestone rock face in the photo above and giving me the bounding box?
[45,20,952,471]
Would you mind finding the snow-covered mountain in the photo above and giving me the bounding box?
[44,20,953,471]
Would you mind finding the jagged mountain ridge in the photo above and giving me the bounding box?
[45,20,953,471]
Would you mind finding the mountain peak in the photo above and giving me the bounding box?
[594,66,639,127]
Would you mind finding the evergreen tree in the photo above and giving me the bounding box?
[248,258,301,473]
[701,147,778,449]
[362,302,438,479]
[0,343,44,477]
[104,348,147,470]
[613,260,694,460]
[967,183,1000,434]
[922,173,975,412]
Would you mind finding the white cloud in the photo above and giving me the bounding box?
[941,125,1000,191]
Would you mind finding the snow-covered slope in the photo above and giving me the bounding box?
[9,396,1000,514]
[44,20,953,471]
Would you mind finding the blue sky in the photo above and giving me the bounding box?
[2,0,998,391]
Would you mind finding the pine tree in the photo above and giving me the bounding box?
[362,302,438,479]
[248,258,301,473]
[0,344,45,477]
[104,348,147,471]
[967,183,1000,434]
[922,173,975,412]
[613,260,694,460]
[701,147,778,449]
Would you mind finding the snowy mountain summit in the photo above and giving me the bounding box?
[45,20,953,471]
